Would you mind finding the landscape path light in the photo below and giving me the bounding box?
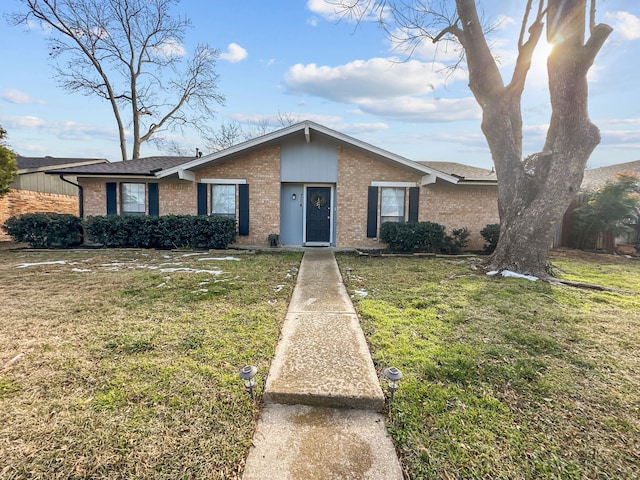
[383,366,403,404]
[239,365,258,399]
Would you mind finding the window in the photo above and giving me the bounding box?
[211,184,235,217]
[380,187,405,223]
[121,183,146,216]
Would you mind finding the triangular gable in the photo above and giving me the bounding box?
[156,120,460,185]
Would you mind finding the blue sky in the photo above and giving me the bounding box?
[0,0,638,169]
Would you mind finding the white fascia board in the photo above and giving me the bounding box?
[421,174,437,185]
[200,178,247,184]
[371,181,418,187]
[177,169,195,182]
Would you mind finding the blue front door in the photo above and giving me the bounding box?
[305,186,331,245]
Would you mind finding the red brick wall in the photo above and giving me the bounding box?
[0,189,79,241]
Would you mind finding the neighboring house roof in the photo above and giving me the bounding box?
[418,161,497,184]
[47,156,192,177]
[581,160,640,190]
[17,156,109,174]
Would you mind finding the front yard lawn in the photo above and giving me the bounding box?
[337,250,640,479]
[0,248,302,479]
[1,246,638,479]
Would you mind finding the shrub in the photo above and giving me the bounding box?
[481,223,500,253]
[380,221,448,253]
[443,227,471,254]
[2,212,83,248]
[84,214,237,249]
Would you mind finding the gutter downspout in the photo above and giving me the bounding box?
[59,175,84,218]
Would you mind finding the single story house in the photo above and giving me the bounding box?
[48,121,499,250]
[1,156,108,241]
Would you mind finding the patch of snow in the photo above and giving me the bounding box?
[192,288,209,293]
[16,260,66,268]
[71,268,91,273]
[274,285,284,293]
[353,289,368,297]
[181,252,209,257]
[487,270,538,281]
[267,300,277,306]
[197,256,240,261]
[159,267,222,275]
[502,270,538,281]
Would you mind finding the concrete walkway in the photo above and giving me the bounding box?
[242,249,403,480]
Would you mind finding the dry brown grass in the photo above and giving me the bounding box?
[0,247,302,479]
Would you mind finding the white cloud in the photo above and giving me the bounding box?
[606,11,640,40]
[153,38,186,57]
[306,0,344,21]
[2,89,46,105]
[220,43,248,63]
[306,0,384,23]
[1,115,118,141]
[358,96,481,122]
[284,56,475,122]
[285,57,467,101]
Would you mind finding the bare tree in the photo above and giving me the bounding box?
[206,113,301,152]
[11,0,224,161]
[333,0,612,277]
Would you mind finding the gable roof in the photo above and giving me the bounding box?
[17,156,108,174]
[581,160,640,190]
[156,121,460,185]
[47,156,192,176]
[418,161,497,184]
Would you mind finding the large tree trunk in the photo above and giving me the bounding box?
[453,0,611,277]
[487,0,611,277]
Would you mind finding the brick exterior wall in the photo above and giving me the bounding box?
[196,146,281,246]
[337,147,419,248]
[0,189,79,241]
[419,183,499,251]
[79,144,498,250]
[336,147,499,250]
[83,179,109,216]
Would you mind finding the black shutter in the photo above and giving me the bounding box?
[238,184,249,236]
[148,183,159,216]
[106,182,117,215]
[408,187,419,223]
[197,183,208,215]
[366,186,378,238]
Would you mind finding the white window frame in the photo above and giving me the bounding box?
[120,182,146,216]
[211,184,236,218]
[380,186,406,224]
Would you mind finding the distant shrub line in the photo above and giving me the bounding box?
[2,212,236,249]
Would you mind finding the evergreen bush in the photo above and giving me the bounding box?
[480,223,500,253]
[2,212,83,248]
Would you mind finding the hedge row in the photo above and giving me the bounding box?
[2,213,237,249]
[379,221,466,253]
[380,221,499,253]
